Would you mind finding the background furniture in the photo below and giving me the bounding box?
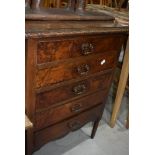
[39,0,128,8]
[26,0,128,152]
[44,0,62,8]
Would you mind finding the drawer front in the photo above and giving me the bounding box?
[36,71,113,110]
[37,35,123,64]
[35,90,107,130]
[34,104,104,149]
[35,51,117,88]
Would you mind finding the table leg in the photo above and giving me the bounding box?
[91,118,100,138]
[110,39,129,128]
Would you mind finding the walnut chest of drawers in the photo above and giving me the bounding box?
[25,6,128,152]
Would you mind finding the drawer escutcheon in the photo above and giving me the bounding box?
[81,43,94,55]
[72,84,87,95]
[71,103,82,112]
[68,121,81,131]
[77,64,90,75]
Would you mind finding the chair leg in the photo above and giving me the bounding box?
[114,0,118,8]
[56,0,61,8]
[100,0,103,5]
[91,119,100,139]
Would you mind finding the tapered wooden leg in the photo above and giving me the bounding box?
[91,119,100,139]
[110,39,129,128]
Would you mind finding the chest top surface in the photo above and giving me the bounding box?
[25,10,128,38]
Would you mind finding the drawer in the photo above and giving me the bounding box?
[35,90,107,130]
[37,35,123,64]
[35,51,117,88]
[36,71,113,110]
[34,103,104,149]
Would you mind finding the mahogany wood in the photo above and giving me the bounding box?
[34,103,104,150]
[91,118,100,138]
[35,90,107,130]
[35,51,118,88]
[37,35,123,64]
[25,4,128,153]
[36,71,113,110]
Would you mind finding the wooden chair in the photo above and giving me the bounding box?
[44,0,68,8]
[86,0,112,6]
[100,0,112,7]
[30,0,61,8]
[115,0,129,9]
[44,0,59,8]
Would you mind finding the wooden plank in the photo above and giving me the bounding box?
[110,38,129,128]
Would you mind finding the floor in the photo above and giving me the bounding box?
[33,84,129,155]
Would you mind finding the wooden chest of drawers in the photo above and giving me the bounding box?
[25,4,128,152]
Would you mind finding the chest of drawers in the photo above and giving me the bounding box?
[25,4,128,152]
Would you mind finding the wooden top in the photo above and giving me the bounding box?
[25,5,129,38]
[25,8,114,21]
[25,114,33,130]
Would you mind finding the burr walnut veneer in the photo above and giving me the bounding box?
[25,2,128,152]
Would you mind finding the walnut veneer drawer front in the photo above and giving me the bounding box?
[35,52,117,88]
[36,71,112,110]
[34,103,104,149]
[35,90,107,130]
[37,35,123,64]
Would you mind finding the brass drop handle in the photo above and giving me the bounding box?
[68,121,81,130]
[81,43,94,55]
[77,64,90,75]
[72,84,86,95]
[71,103,82,112]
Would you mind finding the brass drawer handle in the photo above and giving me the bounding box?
[71,103,82,112]
[77,64,90,75]
[68,121,81,130]
[72,84,86,95]
[81,43,94,55]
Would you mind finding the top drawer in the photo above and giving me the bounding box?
[37,35,123,64]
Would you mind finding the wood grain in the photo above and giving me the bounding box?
[36,72,113,110]
[25,39,37,122]
[35,90,107,130]
[110,38,129,127]
[34,103,104,150]
[35,52,117,88]
[37,35,123,64]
